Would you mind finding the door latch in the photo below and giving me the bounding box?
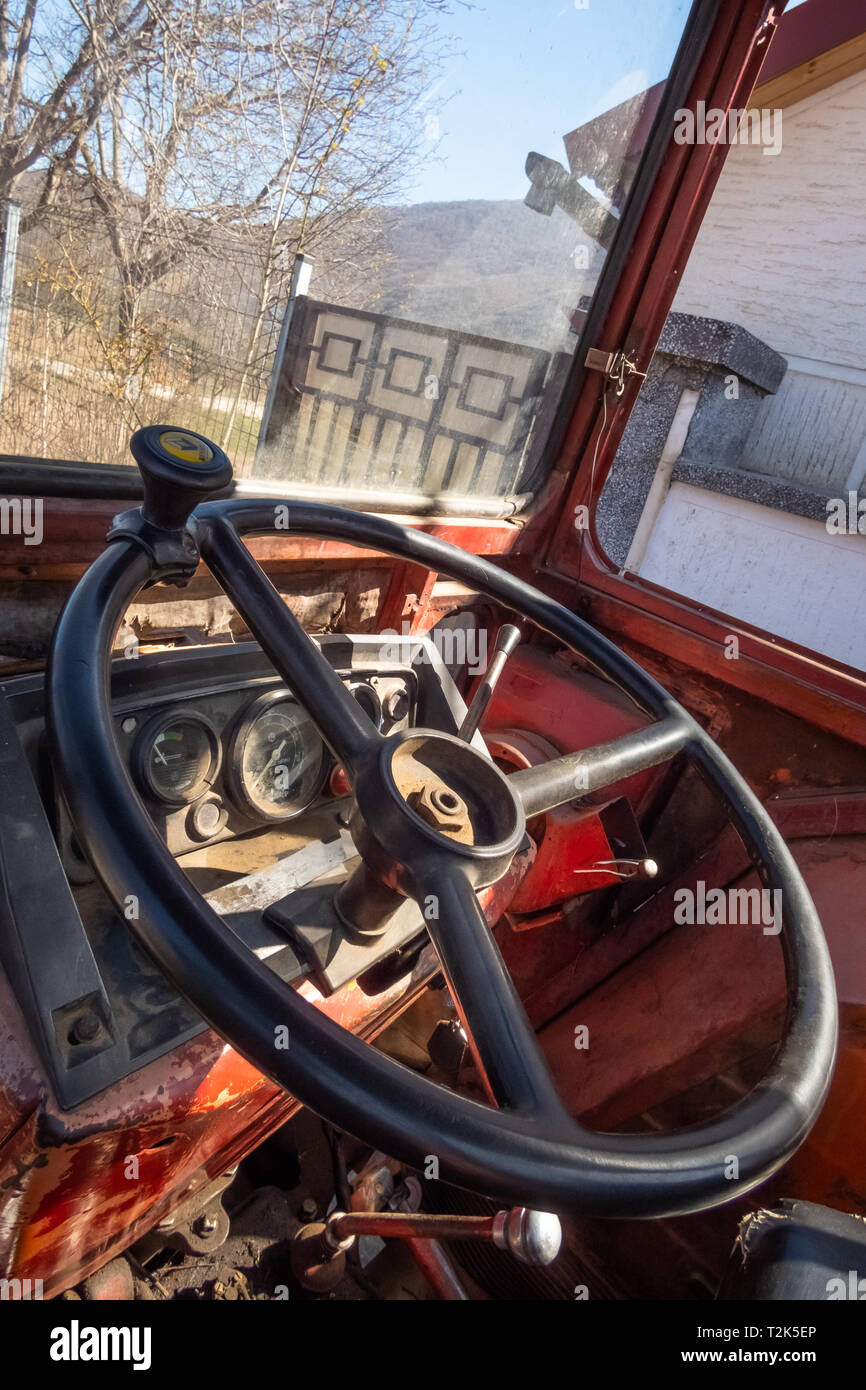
[585,347,648,397]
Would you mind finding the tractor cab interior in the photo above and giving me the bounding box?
[1,0,865,1310]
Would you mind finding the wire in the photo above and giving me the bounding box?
[587,383,610,514]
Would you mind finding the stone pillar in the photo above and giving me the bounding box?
[595,311,787,568]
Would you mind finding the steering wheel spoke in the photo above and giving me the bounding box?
[412,860,569,1119]
[509,715,693,818]
[199,515,380,778]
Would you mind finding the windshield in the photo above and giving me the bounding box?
[0,0,691,507]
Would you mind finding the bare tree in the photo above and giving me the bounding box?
[216,0,446,451]
[0,0,157,204]
[36,1,447,314]
[2,0,451,462]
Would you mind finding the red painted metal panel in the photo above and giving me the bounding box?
[760,0,866,83]
[0,960,434,1297]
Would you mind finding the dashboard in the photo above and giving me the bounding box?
[108,667,411,858]
[0,634,467,1110]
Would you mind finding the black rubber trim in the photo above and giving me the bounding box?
[524,0,727,495]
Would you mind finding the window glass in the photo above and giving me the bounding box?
[0,0,690,503]
[596,10,866,671]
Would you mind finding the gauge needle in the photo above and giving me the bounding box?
[254,739,288,790]
[154,745,169,766]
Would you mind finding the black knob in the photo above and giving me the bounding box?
[130,425,233,531]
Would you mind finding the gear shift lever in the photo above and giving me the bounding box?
[291,1205,562,1291]
[130,424,232,532]
[458,623,521,743]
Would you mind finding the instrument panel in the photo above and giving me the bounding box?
[113,671,412,856]
[0,636,466,1106]
[226,692,325,822]
[133,709,222,806]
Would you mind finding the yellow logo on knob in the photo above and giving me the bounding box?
[159,430,213,463]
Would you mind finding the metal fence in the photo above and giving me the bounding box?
[0,200,286,475]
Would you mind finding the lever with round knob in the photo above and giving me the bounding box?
[290,1203,562,1290]
[458,622,522,742]
[129,424,233,532]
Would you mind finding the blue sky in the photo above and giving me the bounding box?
[406,0,811,205]
[406,0,692,204]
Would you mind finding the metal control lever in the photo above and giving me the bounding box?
[587,857,659,880]
[458,623,522,742]
[327,1206,561,1261]
[291,1205,562,1291]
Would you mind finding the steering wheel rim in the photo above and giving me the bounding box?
[47,463,838,1219]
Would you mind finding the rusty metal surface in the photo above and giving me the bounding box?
[0,930,437,1297]
[0,836,532,1298]
[3,572,865,1298]
[483,728,622,913]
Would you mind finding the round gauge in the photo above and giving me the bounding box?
[228,691,325,822]
[348,680,382,729]
[134,711,220,805]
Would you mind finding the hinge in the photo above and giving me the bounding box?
[584,347,647,397]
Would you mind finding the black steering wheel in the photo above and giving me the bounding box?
[48,427,837,1218]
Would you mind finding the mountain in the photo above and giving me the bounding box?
[10,172,602,366]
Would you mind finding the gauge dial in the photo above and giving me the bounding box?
[348,680,382,729]
[134,712,220,805]
[228,692,325,821]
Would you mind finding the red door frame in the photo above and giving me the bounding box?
[537,0,866,747]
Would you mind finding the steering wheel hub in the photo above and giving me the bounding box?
[347,729,526,895]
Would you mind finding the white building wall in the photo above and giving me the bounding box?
[639,483,866,672]
[674,70,866,371]
[674,69,866,488]
[736,365,866,493]
[631,69,866,670]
